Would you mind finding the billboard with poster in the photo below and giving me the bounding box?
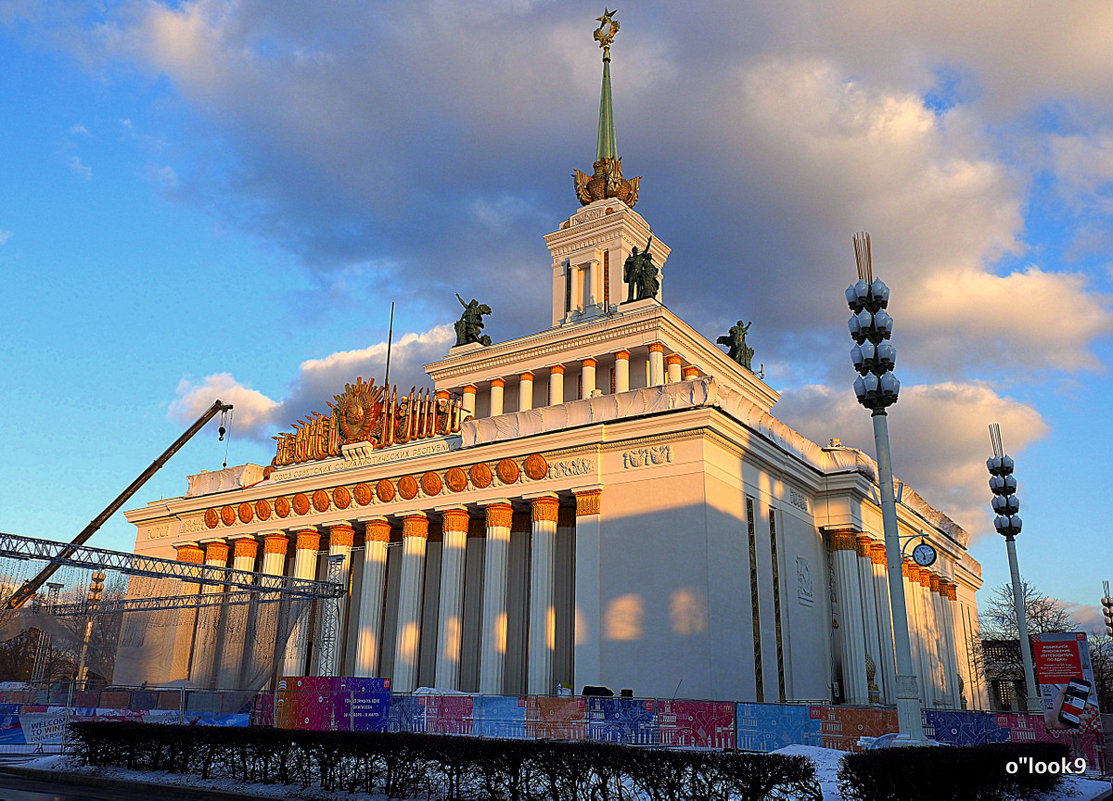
[1033,632,1103,733]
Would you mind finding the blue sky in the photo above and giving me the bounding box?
[1,1,1111,631]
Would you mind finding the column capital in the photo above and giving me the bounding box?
[441,507,470,531]
[520,371,534,381]
[902,558,914,578]
[581,357,597,368]
[549,364,565,375]
[261,532,289,556]
[326,522,355,547]
[364,517,392,543]
[463,384,477,394]
[529,494,560,523]
[231,537,258,560]
[666,353,682,366]
[491,377,505,388]
[829,530,857,551]
[854,534,873,557]
[203,540,229,563]
[573,486,603,517]
[648,342,665,354]
[402,513,429,540]
[682,366,699,379]
[869,541,887,565]
[294,529,321,552]
[944,582,958,601]
[484,501,514,529]
[929,574,941,593]
[175,544,204,564]
[614,349,630,361]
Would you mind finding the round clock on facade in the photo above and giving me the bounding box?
[912,541,937,567]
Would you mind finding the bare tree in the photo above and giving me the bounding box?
[1088,633,1113,713]
[974,582,1078,711]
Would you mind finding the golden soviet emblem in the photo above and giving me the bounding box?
[594,8,619,50]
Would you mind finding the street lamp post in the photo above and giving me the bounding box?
[987,423,1041,714]
[846,232,928,743]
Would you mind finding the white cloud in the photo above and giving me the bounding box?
[170,325,455,442]
[69,123,90,136]
[67,155,92,179]
[775,380,1048,537]
[0,230,11,245]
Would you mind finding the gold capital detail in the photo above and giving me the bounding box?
[366,520,391,543]
[402,515,428,540]
[295,530,320,552]
[531,496,560,523]
[491,378,505,388]
[902,559,913,578]
[830,531,857,551]
[855,535,873,557]
[666,354,682,366]
[575,489,602,516]
[683,366,699,378]
[582,358,597,368]
[615,350,629,361]
[486,503,514,529]
[918,570,931,588]
[945,583,957,601]
[550,364,565,375]
[648,343,664,354]
[205,541,229,564]
[869,541,887,566]
[329,524,355,548]
[520,372,534,382]
[263,534,288,556]
[929,575,941,592]
[232,538,258,560]
[442,508,470,532]
[176,544,204,564]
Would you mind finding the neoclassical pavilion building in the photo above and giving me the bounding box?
[122,20,985,710]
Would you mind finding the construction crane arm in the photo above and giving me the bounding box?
[4,399,233,611]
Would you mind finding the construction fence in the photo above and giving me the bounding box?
[0,679,1105,774]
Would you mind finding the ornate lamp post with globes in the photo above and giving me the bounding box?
[846,232,928,743]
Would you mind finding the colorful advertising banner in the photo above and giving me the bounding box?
[1033,632,1103,734]
[275,676,391,732]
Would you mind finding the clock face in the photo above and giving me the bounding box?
[912,542,937,567]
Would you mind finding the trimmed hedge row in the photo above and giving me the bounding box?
[70,721,821,801]
[837,741,1073,801]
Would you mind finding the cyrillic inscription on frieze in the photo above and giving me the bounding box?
[789,488,809,512]
[178,516,206,535]
[622,444,671,469]
[144,523,172,541]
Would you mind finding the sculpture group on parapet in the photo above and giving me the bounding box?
[623,237,659,303]
[454,293,492,347]
[717,320,755,371]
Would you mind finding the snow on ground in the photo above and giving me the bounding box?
[769,744,1112,801]
[13,748,1113,800]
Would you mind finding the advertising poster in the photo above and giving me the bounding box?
[1033,632,1103,734]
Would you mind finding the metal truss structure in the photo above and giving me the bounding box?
[0,531,344,614]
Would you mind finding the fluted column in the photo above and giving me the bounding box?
[903,561,928,704]
[490,378,505,416]
[527,494,560,694]
[171,544,203,682]
[614,350,630,393]
[391,513,428,692]
[282,528,319,678]
[191,540,229,688]
[548,365,564,406]
[479,501,513,694]
[666,353,682,383]
[831,530,869,704]
[573,487,602,693]
[931,575,957,707]
[315,522,354,676]
[245,532,287,689]
[918,568,941,705]
[682,366,699,380]
[941,581,964,707]
[581,358,596,398]
[435,507,470,689]
[216,537,257,688]
[855,536,884,703]
[869,542,897,704]
[554,506,575,690]
[462,384,477,419]
[519,372,534,412]
[648,343,665,387]
[355,517,391,676]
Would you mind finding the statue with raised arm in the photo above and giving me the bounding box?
[454,293,493,347]
[623,237,659,302]
[717,320,754,370]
